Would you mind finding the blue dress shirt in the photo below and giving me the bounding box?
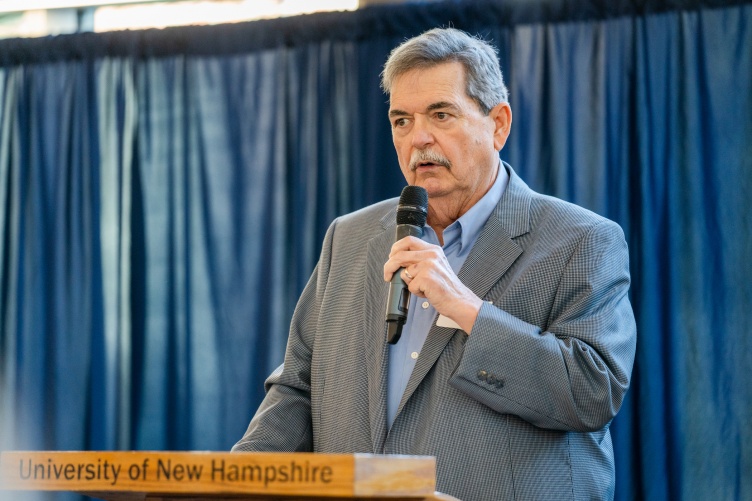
[386,164,508,428]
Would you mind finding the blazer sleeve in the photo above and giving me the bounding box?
[232,220,338,452]
[449,219,636,432]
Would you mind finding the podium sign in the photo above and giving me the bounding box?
[0,451,451,500]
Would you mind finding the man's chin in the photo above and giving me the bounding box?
[413,179,450,198]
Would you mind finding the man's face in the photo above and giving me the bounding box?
[388,61,511,215]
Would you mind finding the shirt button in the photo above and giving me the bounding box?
[411,352,419,359]
[421,301,429,309]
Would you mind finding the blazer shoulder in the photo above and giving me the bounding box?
[529,192,623,238]
[334,197,398,232]
[499,165,623,240]
[314,198,398,259]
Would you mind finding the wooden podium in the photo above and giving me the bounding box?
[0,451,459,500]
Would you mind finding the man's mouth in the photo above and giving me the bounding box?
[415,161,438,169]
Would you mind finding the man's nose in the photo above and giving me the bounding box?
[411,114,434,149]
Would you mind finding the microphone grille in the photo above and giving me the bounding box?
[396,186,428,226]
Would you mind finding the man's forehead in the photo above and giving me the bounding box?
[388,62,468,109]
[390,62,465,89]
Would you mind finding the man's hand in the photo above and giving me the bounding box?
[383,236,483,334]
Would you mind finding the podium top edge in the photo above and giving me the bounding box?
[0,451,435,462]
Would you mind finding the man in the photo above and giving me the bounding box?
[234,28,636,501]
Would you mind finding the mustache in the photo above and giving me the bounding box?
[409,150,451,171]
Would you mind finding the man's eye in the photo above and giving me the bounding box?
[435,112,448,120]
[394,118,408,127]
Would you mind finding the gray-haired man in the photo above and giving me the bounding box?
[235,28,636,501]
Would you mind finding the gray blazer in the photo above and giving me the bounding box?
[234,165,636,501]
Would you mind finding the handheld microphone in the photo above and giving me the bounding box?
[385,185,428,344]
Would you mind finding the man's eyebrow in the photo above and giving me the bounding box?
[389,102,460,118]
[426,101,459,112]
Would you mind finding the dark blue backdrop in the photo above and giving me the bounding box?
[1,1,750,499]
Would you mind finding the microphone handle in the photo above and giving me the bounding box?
[385,223,424,344]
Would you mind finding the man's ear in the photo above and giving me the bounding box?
[489,102,512,151]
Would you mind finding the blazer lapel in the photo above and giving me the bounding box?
[363,209,397,452]
[454,166,533,299]
[394,167,533,419]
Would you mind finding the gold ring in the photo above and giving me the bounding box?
[404,269,413,280]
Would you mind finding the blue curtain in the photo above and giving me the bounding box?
[1,1,750,499]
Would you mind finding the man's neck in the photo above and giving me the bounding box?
[427,163,500,245]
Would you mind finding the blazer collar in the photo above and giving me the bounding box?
[494,162,533,239]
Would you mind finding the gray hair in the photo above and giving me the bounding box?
[380,28,509,114]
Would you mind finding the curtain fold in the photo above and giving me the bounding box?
[1,1,750,500]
